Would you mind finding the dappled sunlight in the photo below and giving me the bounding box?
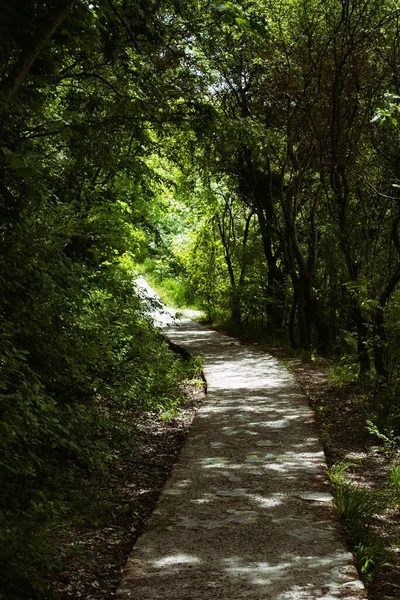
[247,493,284,509]
[119,542,364,599]
[118,281,365,599]
[223,556,293,582]
[153,553,202,568]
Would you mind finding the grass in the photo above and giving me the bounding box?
[389,465,400,487]
[328,463,392,582]
[138,262,201,311]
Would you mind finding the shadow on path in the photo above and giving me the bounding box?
[116,280,366,600]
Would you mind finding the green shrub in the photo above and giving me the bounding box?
[0,249,191,598]
[329,464,391,582]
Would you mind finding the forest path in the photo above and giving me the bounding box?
[117,279,365,600]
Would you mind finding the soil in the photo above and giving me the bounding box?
[47,381,205,600]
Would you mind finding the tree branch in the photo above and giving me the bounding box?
[0,0,77,117]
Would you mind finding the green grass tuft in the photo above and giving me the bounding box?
[329,463,391,582]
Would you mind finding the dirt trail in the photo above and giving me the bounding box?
[117,279,366,600]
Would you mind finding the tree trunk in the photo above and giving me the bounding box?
[312,303,331,355]
[255,210,287,331]
[216,215,242,327]
[351,305,371,375]
[372,261,400,380]
[373,307,387,380]
[298,276,312,349]
[230,292,242,328]
[267,263,286,330]
[289,288,299,349]
[0,0,76,116]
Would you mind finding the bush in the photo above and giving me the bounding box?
[0,248,190,598]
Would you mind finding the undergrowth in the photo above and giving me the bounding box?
[0,257,198,600]
[329,463,393,583]
[139,259,199,310]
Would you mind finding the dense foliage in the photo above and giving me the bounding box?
[0,1,199,597]
[2,0,400,596]
[150,0,400,391]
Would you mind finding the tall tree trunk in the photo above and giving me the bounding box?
[373,307,386,380]
[311,299,331,354]
[216,213,242,327]
[255,209,287,331]
[297,288,309,349]
[298,274,312,349]
[238,154,287,333]
[289,287,299,349]
[267,263,286,330]
[351,305,371,375]
[373,261,400,380]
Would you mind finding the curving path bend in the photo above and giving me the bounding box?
[116,279,366,600]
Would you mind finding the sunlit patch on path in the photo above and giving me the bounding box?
[116,280,365,599]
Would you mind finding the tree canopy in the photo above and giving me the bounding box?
[2,0,400,597]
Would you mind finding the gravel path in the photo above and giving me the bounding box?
[117,279,366,600]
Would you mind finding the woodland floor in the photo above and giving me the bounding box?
[47,336,400,600]
[47,381,205,600]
